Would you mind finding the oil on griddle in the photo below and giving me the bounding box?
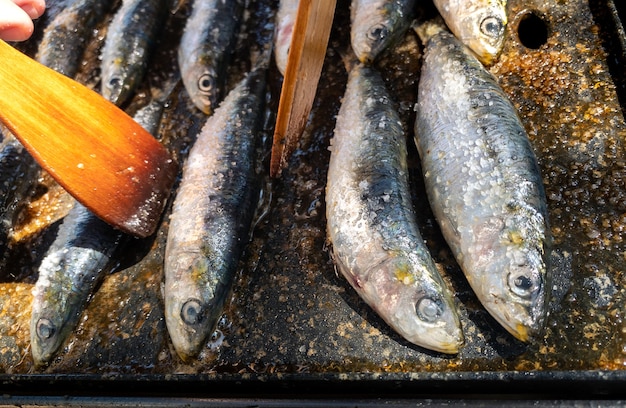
[0,0,625,376]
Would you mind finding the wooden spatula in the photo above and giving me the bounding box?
[0,40,177,238]
[270,0,336,177]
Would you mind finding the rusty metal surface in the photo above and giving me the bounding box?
[0,0,625,394]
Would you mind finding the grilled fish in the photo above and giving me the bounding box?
[30,86,172,366]
[36,0,114,77]
[432,0,507,65]
[178,0,244,114]
[164,65,268,360]
[100,0,169,105]
[326,62,463,353]
[413,22,550,341]
[350,0,415,63]
[30,203,129,365]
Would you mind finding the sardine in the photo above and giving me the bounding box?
[30,86,172,366]
[100,0,169,105]
[326,62,463,353]
[432,0,507,65]
[163,64,268,360]
[30,203,129,365]
[350,0,415,63]
[36,0,114,78]
[178,0,244,114]
[413,22,550,341]
[274,0,299,76]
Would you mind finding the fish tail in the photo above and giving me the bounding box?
[149,74,182,105]
[339,45,359,73]
[169,0,186,14]
[251,37,275,72]
[412,17,447,45]
[250,0,279,72]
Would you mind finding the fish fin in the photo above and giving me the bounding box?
[169,0,186,14]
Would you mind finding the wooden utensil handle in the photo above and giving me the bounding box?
[0,40,176,237]
[270,0,336,177]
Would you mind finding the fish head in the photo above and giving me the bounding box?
[30,273,84,366]
[185,65,219,115]
[350,2,409,63]
[356,256,464,354]
[101,60,136,106]
[164,251,225,361]
[30,243,115,366]
[459,1,507,65]
[30,308,71,366]
[463,205,550,341]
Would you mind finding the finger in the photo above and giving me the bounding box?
[12,0,46,19]
[0,0,35,41]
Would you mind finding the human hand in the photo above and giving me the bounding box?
[0,0,46,41]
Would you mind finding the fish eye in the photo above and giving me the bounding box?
[367,24,389,42]
[415,297,443,323]
[36,318,56,340]
[210,330,221,342]
[507,269,539,298]
[480,16,504,38]
[108,77,121,89]
[197,73,214,93]
[181,299,204,325]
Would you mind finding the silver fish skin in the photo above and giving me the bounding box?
[36,0,114,77]
[273,0,299,76]
[30,203,128,366]
[350,0,415,63]
[326,63,463,353]
[164,66,267,360]
[30,93,170,366]
[413,23,550,341]
[432,0,507,65]
[100,0,169,105]
[178,0,244,115]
